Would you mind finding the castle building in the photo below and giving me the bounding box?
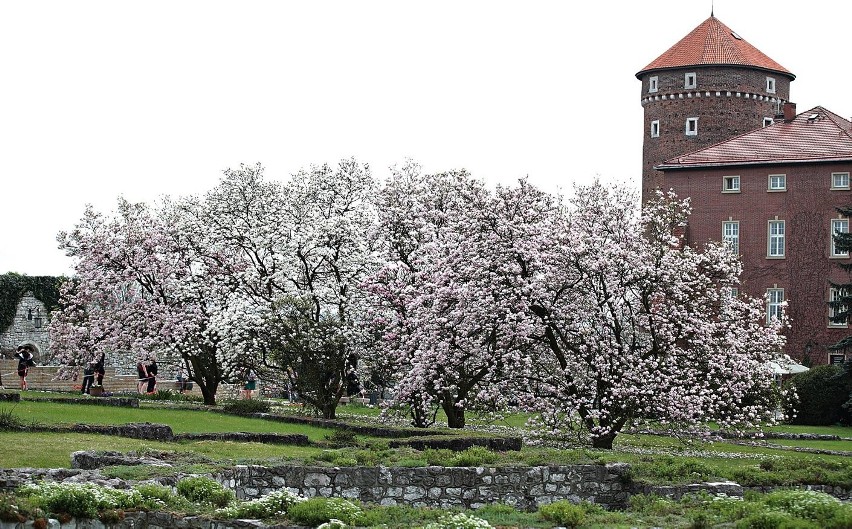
[639,14,852,365]
[636,14,794,205]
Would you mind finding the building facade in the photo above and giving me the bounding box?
[0,291,50,362]
[640,15,852,365]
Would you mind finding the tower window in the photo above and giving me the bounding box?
[723,175,740,192]
[650,120,660,138]
[685,117,698,136]
[649,76,658,93]
[684,72,697,89]
[766,77,776,93]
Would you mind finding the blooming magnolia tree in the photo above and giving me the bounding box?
[523,184,786,448]
[185,161,377,418]
[367,166,546,428]
[51,198,242,404]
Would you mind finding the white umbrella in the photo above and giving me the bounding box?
[766,358,810,375]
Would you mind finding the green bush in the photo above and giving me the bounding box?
[220,398,271,415]
[450,446,498,467]
[323,429,359,448]
[538,500,585,528]
[0,493,26,522]
[217,489,305,519]
[735,510,819,529]
[0,408,27,431]
[286,497,363,526]
[762,490,845,522]
[424,512,494,529]
[18,482,142,519]
[176,476,234,508]
[784,365,852,425]
[133,483,186,510]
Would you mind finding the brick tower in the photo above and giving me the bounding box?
[636,14,795,203]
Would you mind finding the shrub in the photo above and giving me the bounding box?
[449,446,498,467]
[0,408,26,431]
[538,500,585,528]
[221,399,271,415]
[18,482,142,519]
[762,490,845,522]
[176,476,234,508]
[735,510,819,529]
[424,512,494,529]
[0,493,26,522]
[217,489,305,519]
[134,483,186,510]
[287,497,363,526]
[784,365,852,425]
[323,429,360,448]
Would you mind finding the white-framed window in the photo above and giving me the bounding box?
[831,218,849,257]
[649,76,658,93]
[650,120,660,138]
[829,354,847,365]
[766,77,776,93]
[832,172,850,190]
[768,174,786,191]
[768,219,786,257]
[829,287,848,328]
[766,287,784,324]
[723,175,740,193]
[722,221,740,254]
[684,72,697,89]
[686,117,699,136]
[763,117,774,127]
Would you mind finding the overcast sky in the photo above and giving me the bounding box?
[3,0,851,276]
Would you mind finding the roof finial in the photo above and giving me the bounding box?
[711,0,714,17]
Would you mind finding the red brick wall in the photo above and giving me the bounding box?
[638,66,793,203]
[663,162,852,365]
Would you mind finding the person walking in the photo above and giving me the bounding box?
[136,360,149,394]
[93,352,106,387]
[146,358,158,394]
[242,368,257,400]
[14,346,35,391]
[81,361,96,394]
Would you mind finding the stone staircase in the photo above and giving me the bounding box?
[0,359,197,395]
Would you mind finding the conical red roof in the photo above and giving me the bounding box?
[636,16,793,78]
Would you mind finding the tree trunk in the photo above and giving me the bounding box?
[442,399,466,429]
[591,432,617,449]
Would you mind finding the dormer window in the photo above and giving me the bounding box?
[766,77,776,93]
[763,117,774,127]
[649,76,658,93]
[684,72,697,89]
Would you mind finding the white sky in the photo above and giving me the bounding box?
[3,0,851,276]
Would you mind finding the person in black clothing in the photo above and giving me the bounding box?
[81,362,96,394]
[146,359,158,394]
[94,352,106,387]
[14,346,35,391]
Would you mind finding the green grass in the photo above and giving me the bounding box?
[4,400,335,440]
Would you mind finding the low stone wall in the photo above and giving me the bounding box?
[216,463,632,510]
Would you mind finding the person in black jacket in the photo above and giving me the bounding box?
[81,361,96,394]
[93,352,106,387]
[14,346,35,391]
[146,359,158,394]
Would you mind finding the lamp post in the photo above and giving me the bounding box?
[27,308,43,329]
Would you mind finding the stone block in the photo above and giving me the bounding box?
[304,473,331,487]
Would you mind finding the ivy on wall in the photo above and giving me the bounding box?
[0,273,65,334]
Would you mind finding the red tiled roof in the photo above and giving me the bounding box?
[637,16,793,78]
[657,106,852,169]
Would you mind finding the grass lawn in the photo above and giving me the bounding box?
[4,399,335,440]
